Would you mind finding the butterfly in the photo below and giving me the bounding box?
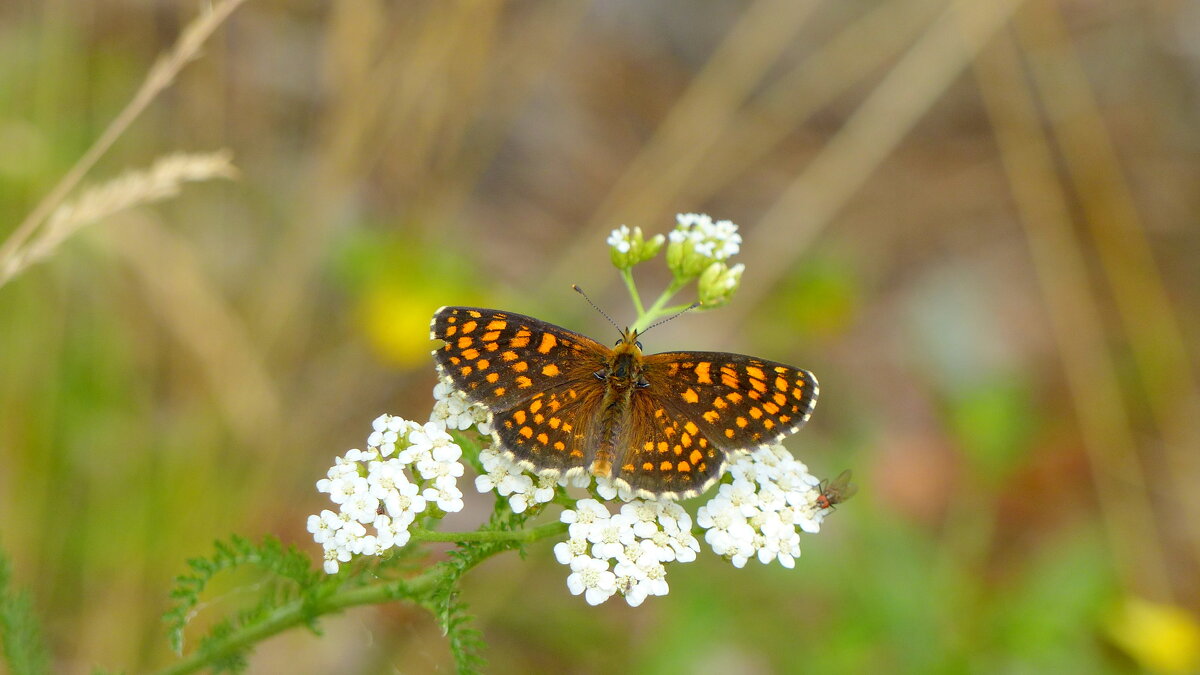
[815,469,856,510]
[429,306,818,499]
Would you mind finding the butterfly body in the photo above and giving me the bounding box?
[430,306,818,499]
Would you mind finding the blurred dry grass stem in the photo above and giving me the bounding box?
[0,151,238,288]
[1014,0,1200,561]
[102,212,282,448]
[552,0,821,290]
[972,23,1169,599]
[720,0,1027,336]
[0,0,247,286]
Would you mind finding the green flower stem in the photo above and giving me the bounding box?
[620,268,646,316]
[152,521,566,675]
[410,520,567,543]
[632,278,688,333]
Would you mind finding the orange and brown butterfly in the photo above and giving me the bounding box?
[429,306,819,499]
[815,469,857,510]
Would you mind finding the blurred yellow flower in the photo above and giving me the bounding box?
[358,284,442,367]
[1107,597,1200,674]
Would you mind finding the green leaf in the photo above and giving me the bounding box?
[0,544,51,675]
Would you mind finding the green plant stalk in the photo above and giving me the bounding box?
[153,521,566,675]
[620,268,646,316]
[631,278,688,333]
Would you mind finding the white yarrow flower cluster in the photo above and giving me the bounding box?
[607,225,636,253]
[474,447,559,514]
[554,498,700,606]
[696,445,824,569]
[670,213,742,261]
[431,379,492,434]
[308,414,467,574]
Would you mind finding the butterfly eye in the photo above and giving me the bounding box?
[614,338,623,346]
[635,341,643,350]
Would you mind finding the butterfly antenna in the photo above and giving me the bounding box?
[572,285,622,333]
[641,301,701,335]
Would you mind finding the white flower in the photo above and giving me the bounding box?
[554,535,591,565]
[588,513,637,560]
[697,444,828,569]
[423,481,465,513]
[607,224,665,269]
[607,225,634,253]
[566,556,617,606]
[555,496,700,606]
[561,499,611,539]
[430,379,491,432]
[666,213,744,280]
[474,447,557,514]
[309,413,462,574]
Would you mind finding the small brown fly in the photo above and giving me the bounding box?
[815,469,857,510]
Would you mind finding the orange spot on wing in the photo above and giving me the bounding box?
[537,332,557,354]
[537,432,549,445]
[681,388,699,404]
[519,426,533,438]
[542,363,560,377]
[486,372,500,383]
[694,362,712,384]
[512,361,529,372]
[461,320,478,333]
[509,336,530,348]
[513,410,527,424]
[703,410,720,423]
[445,325,457,337]
[494,387,506,396]
[457,337,473,349]
[486,320,507,331]
[745,365,765,380]
[502,350,519,361]
[516,376,533,388]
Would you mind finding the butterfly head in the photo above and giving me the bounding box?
[613,327,644,355]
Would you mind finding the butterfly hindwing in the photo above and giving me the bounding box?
[613,393,727,498]
[491,385,604,476]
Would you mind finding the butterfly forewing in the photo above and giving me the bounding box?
[640,352,818,452]
[430,307,609,411]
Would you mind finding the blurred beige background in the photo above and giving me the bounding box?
[1,0,1198,672]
